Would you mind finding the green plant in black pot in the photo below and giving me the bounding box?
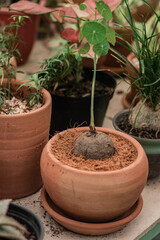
[112,0,160,178]
[33,1,118,136]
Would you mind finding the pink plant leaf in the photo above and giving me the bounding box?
[53,6,77,22]
[10,0,55,15]
[61,28,80,43]
[51,10,65,23]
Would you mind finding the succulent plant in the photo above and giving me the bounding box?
[0,199,27,240]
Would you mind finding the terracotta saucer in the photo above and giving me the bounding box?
[41,187,143,236]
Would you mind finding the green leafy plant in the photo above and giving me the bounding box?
[36,42,82,91]
[111,0,160,130]
[0,15,28,96]
[76,0,116,132]
[0,199,27,240]
[0,15,44,113]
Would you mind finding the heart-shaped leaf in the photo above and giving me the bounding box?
[61,28,80,43]
[10,0,55,15]
[96,1,112,20]
[93,39,110,57]
[82,22,106,45]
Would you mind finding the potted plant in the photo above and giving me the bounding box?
[36,42,116,136]
[40,0,148,235]
[0,199,44,239]
[122,3,160,108]
[0,15,52,199]
[112,0,160,179]
[0,0,58,64]
[99,0,159,76]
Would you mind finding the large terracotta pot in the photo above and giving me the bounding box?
[41,127,148,223]
[122,52,139,109]
[0,79,52,199]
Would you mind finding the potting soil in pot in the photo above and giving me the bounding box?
[117,113,160,139]
[0,96,42,115]
[51,129,137,171]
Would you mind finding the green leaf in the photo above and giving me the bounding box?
[82,22,106,45]
[79,3,87,10]
[104,24,116,46]
[78,43,90,54]
[96,1,112,20]
[78,27,83,42]
[93,39,110,57]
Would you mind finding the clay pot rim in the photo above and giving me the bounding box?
[46,126,147,175]
[113,109,160,143]
[0,79,51,119]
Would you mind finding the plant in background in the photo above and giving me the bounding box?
[111,0,160,132]
[112,0,159,25]
[0,15,44,113]
[0,15,28,96]
[36,42,83,92]
[0,199,27,240]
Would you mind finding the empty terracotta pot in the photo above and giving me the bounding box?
[0,79,51,199]
[41,127,148,223]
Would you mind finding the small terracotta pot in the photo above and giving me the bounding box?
[122,52,139,109]
[41,127,148,223]
[0,79,52,199]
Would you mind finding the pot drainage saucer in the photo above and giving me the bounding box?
[41,187,143,236]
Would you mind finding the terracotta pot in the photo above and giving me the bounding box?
[99,27,133,76]
[0,79,52,199]
[113,110,160,179]
[0,9,40,65]
[132,0,159,22]
[122,52,139,109]
[41,127,148,223]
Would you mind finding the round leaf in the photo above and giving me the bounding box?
[96,1,112,20]
[79,3,87,10]
[82,22,106,45]
[93,39,110,57]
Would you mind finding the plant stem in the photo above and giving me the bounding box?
[89,53,97,133]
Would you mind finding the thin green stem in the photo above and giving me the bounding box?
[89,54,97,133]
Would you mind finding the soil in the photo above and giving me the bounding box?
[52,79,114,98]
[117,113,160,139]
[51,129,137,171]
[0,96,42,115]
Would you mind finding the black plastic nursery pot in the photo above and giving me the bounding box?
[8,203,44,240]
[112,110,160,179]
[50,68,117,136]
